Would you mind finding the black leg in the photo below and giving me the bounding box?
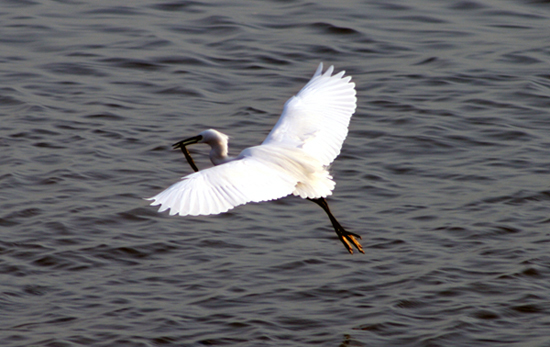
[307,197,364,254]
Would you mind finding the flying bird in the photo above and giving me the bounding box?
[148,63,363,254]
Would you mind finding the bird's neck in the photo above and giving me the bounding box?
[209,144,234,166]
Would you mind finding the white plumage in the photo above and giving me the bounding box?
[263,64,356,166]
[148,63,356,216]
[147,63,363,254]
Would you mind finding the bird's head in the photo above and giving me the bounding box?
[173,129,228,148]
[173,129,231,166]
[197,129,229,146]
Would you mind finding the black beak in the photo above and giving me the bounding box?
[172,135,202,149]
[172,135,202,173]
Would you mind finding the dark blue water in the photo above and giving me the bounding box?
[1,1,550,346]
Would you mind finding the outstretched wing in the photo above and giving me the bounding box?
[147,155,298,216]
[262,63,357,166]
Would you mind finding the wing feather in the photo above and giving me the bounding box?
[147,155,298,216]
[262,63,357,166]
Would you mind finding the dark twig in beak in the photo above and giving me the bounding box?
[173,136,202,173]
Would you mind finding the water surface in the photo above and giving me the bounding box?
[1,0,550,346]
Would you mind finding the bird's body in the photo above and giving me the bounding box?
[148,63,363,254]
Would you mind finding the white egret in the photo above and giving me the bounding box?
[148,63,363,254]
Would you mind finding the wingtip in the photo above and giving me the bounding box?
[314,62,324,77]
[145,196,157,204]
[314,63,342,78]
[335,70,346,79]
[325,65,334,76]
